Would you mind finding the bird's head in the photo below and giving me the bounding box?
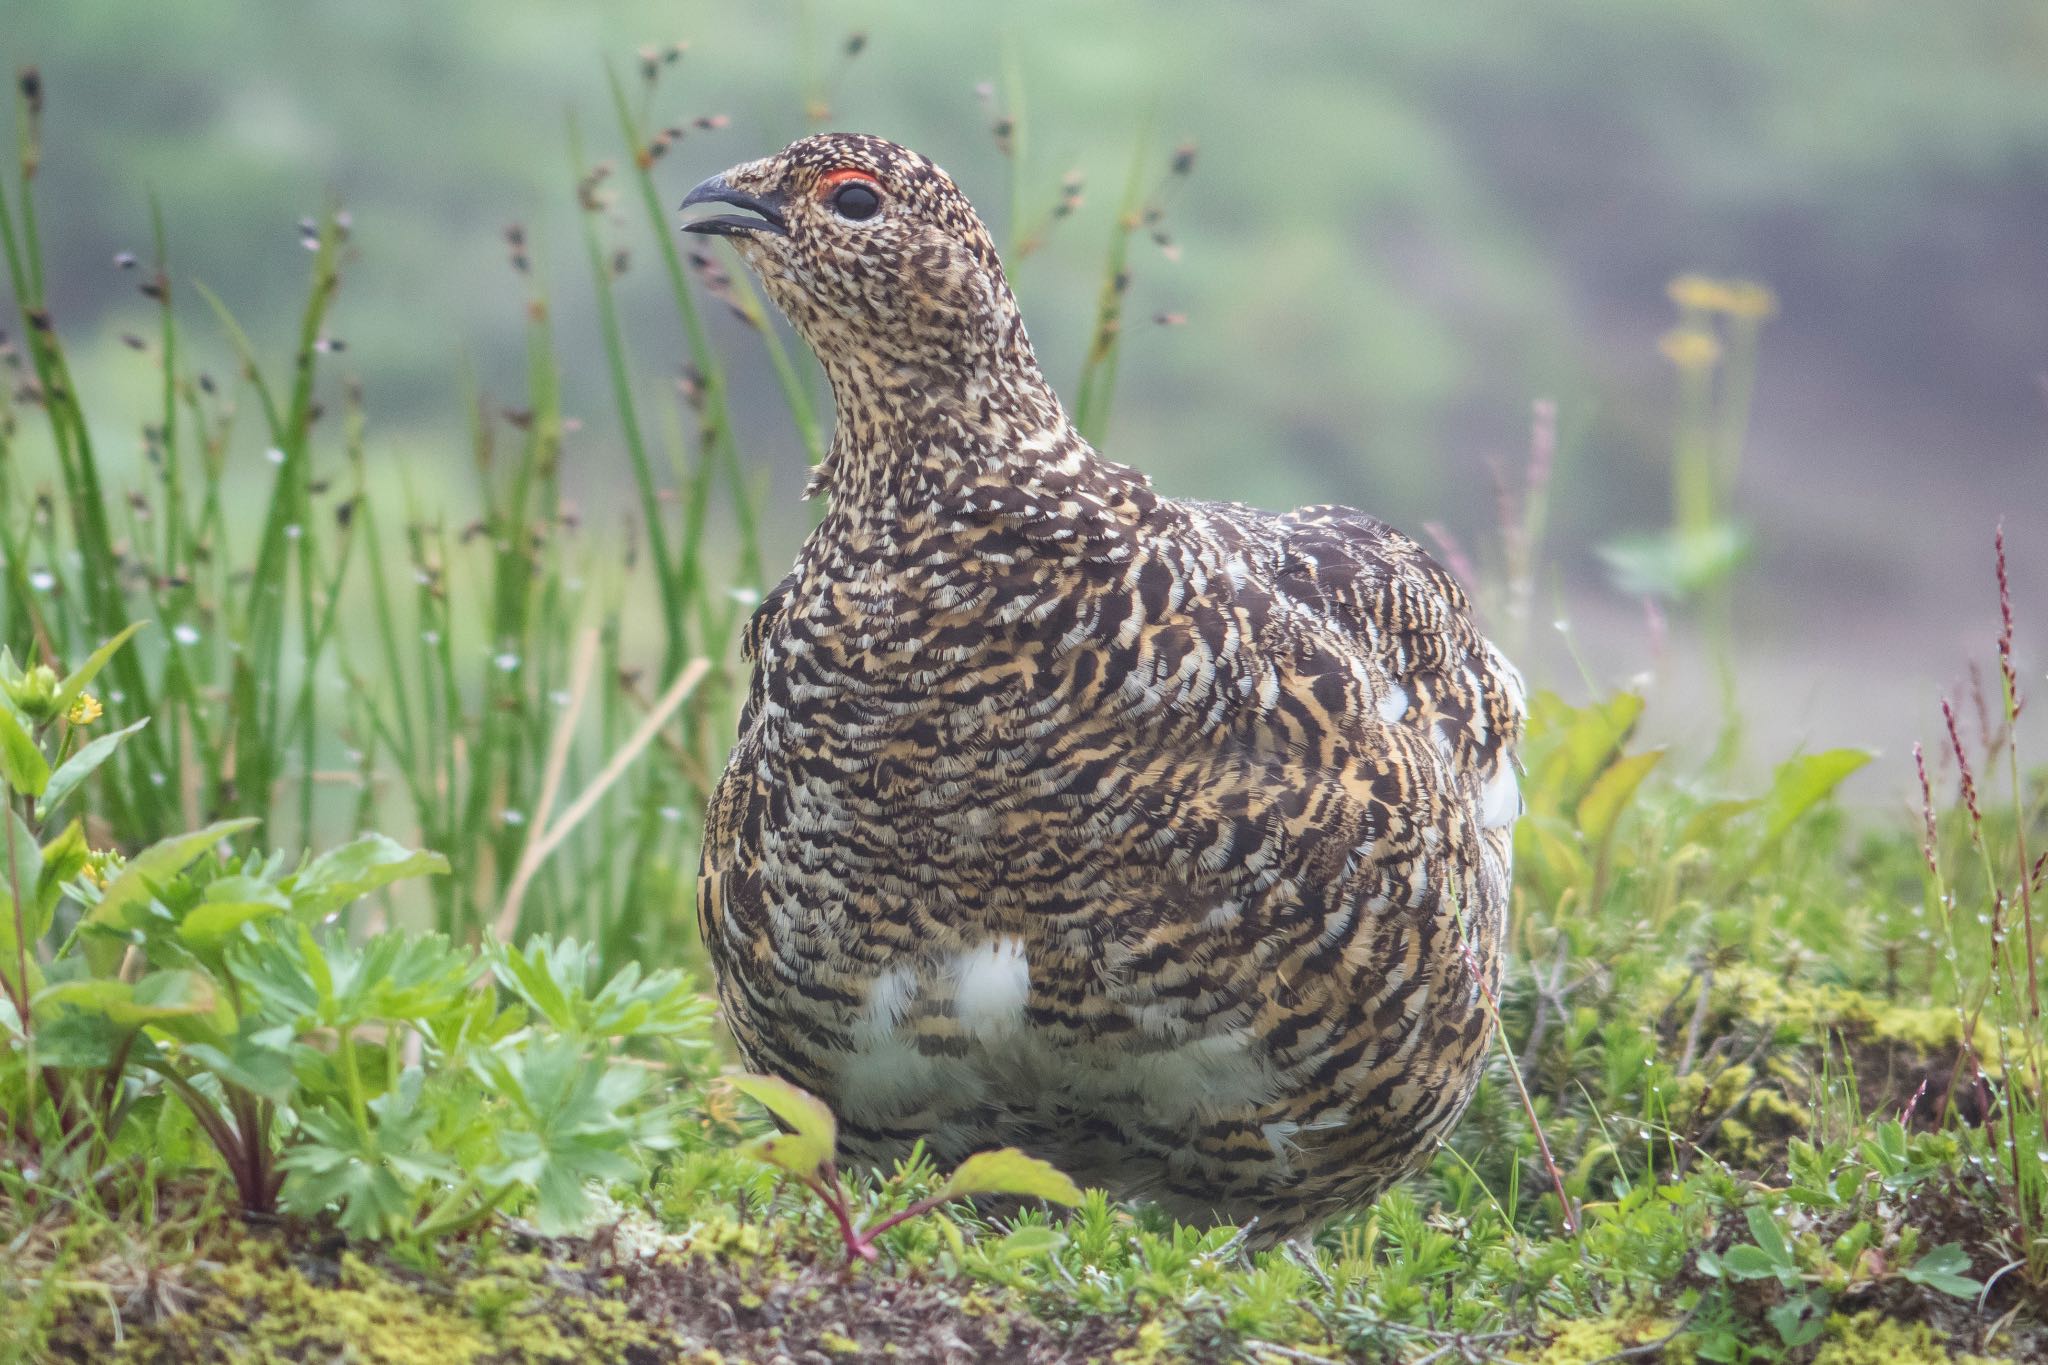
[681,133,1043,405]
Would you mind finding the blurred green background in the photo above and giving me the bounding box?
[7,0,2046,784]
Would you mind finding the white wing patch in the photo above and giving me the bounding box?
[1479,762,1521,829]
[952,936,1031,1037]
[859,965,919,1038]
[1377,683,1410,725]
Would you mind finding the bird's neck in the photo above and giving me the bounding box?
[810,342,1075,513]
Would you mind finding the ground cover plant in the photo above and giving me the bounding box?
[4,45,2047,1365]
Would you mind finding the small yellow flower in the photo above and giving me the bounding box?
[83,848,121,889]
[1722,279,1778,320]
[1658,328,1723,372]
[67,692,103,726]
[1666,274,1737,314]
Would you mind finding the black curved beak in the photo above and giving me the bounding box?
[679,175,789,237]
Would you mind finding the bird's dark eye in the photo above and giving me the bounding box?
[830,181,882,221]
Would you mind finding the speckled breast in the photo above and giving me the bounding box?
[698,520,1518,1237]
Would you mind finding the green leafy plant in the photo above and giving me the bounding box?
[1701,1201,1980,1351]
[728,1073,1083,1263]
[1,628,711,1241]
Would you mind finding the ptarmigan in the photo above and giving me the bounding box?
[684,133,1525,1242]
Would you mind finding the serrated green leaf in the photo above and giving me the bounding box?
[37,716,151,819]
[53,622,148,721]
[730,1073,837,1181]
[289,833,449,919]
[476,1039,651,1235]
[938,1148,1084,1207]
[0,702,50,797]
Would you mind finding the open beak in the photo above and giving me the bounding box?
[679,174,789,237]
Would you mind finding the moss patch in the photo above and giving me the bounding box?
[1814,1309,2006,1365]
[28,1221,1123,1365]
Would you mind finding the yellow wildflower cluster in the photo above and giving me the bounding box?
[1667,273,1777,320]
[67,691,102,726]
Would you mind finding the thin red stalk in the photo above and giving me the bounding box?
[859,1194,947,1245]
[1992,528,2044,1160]
[806,1168,876,1263]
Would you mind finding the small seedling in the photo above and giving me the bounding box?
[729,1073,1082,1263]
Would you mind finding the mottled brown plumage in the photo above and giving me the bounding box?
[684,134,1525,1242]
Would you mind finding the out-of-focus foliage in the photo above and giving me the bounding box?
[13,1,2048,535]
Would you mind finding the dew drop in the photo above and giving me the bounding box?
[265,446,286,465]
[173,623,201,646]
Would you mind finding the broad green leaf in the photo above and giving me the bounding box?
[1515,815,1590,900]
[37,716,151,819]
[986,1225,1067,1262]
[1680,797,1759,847]
[0,812,47,995]
[0,702,50,797]
[38,968,218,1028]
[730,1073,837,1181]
[1717,1244,1779,1280]
[1524,691,1644,816]
[83,817,262,972]
[1755,749,1872,845]
[179,899,291,952]
[1766,1292,1825,1347]
[938,1148,1084,1207]
[181,1031,298,1101]
[1574,747,1665,849]
[1902,1243,1981,1299]
[1598,521,1750,599]
[289,833,449,918]
[36,819,89,932]
[1743,1206,1793,1268]
[53,621,148,721]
